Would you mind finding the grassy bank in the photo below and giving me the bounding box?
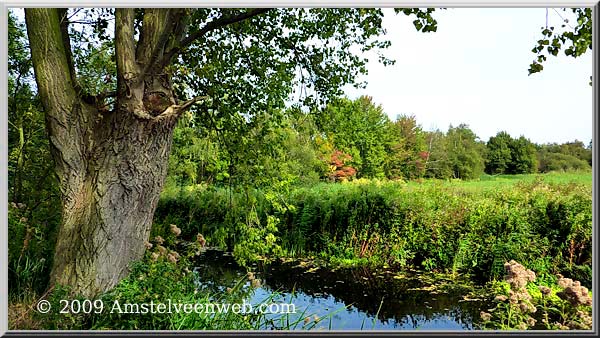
[154,172,592,287]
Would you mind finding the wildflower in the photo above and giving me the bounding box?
[557,283,592,307]
[10,202,17,209]
[226,287,233,293]
[157,245,168,256]
[304,317,311,324]
[508,290,519,304]
[527,317,536,327]
[519,301,536,313]
[17,203,25,209]
[19,217,28,223]
[167,252,178,263]
[504,260,536,289]
[581,312,593,328]
[251,278,261,288]
[517,322,528,330]
[151,252,160,261]
[558,276,573,288]
[247,271,255,280]
[170,224,181,237]
[519,302,529,313]
[558,324,570,330]
[566,320,587,330]
[313,314,320,323]
[144,241,153,250]
[480,311,492,321]
[170,251,180,260]
[154,236,164,245]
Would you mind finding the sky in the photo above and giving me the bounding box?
[9,7,592,145]
[343,8,593,145]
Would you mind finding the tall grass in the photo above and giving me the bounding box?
[154,173,592,287]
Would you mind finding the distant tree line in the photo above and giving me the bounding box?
[166,95,591,187]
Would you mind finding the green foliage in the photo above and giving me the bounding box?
[537,140,591,173]
[445,125,486,179]
[485,131,514,174]
[316,96,391,178]
[529,8,592,85]
[425,125,485,180]
[157,174,592,286]
[508,136,538,174]
[485,132,538,175]
[172,8,439,140]
[385,115,428,180]
[8,11,61,302]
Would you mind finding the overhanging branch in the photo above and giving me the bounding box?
[161,8,273,67]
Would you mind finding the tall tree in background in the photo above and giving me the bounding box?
[22,7,438,297]
[317,96,390,178]
[384,114,428,180]
[445,124,485,180]
[423,129,453,179]
[508,136,538,174]
[485,131,513,174]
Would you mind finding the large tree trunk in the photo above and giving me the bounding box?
[25,7,268,297]
[25,8,182,297]
[49,109,177,297]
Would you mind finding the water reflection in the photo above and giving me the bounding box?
[192,249,488,330]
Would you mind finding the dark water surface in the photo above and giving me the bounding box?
[191,249,490,330]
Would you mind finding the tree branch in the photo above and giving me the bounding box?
[136,8,177,75]
[115,8,143,113]
[57,9,77,89]
[153,96,209,122]
[115,9,138,79]
[25,8,95,186]
[24,8,78,112]
[161,8,273,67]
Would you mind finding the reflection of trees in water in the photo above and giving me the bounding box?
[192,250,482,329]
[191,250,258,303]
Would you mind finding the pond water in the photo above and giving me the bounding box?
[191,249,490,330]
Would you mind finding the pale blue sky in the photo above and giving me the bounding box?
[344,8,593,145]
[10,7,593,145]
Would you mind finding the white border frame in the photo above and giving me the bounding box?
[1,1,598,336]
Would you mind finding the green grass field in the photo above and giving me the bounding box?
[403,171,592,192]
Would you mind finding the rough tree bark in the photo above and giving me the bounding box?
[24,7,271,297]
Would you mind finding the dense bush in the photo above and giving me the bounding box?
[538,152,591,173]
